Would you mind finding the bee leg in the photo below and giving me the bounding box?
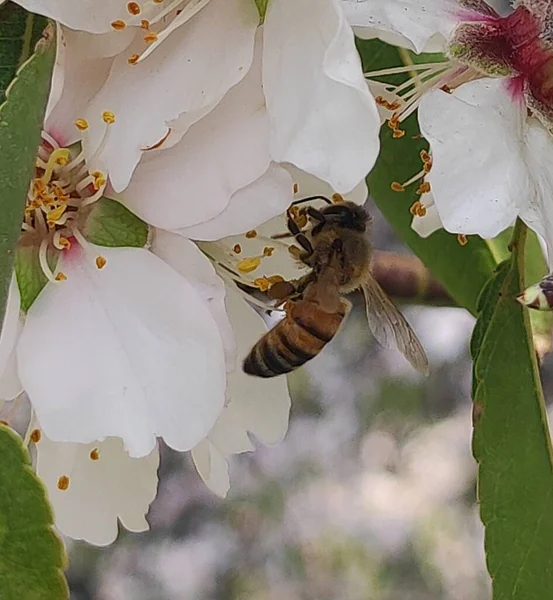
[306,207,325,222]
[287,212,314,256]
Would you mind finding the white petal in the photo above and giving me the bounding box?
[46,26,135,146]
[411,202,443,238]
[285,164,368,205]
[192,288,291,497]
[191,438,230,497]
[13,0,130,33]
[151,231,236,368]
[178,164,294,241]
[419,78,527,238]
[0,276,21,378]
[83,0,259,192]
[342,0,458,53]
[18,244,226,457]
[519,120,553,269]
[36,434,159,546]
[263,0,380,192]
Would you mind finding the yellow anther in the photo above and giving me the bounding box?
[140,18,150,29]
[410,201,427,218]
[96,256,107,269]
[245,230,258,239]
[293,183,299,194]
[332,193,345,204]
[233,244,242,254]
[457,234,468,246]
[92,171,107,190]
[375,96,401,111]
[75,118,89,131]
[144,31,158,44]
[237,257,261,273]
[102,111,116,125]
[391,182,405,192]
[127,1,141,14]
[416,181,431,195]
[58,237,71,250]
[90,448,100,460]
[253,277,272,292]
[30,429,42,443]
[128,53,140,65]
[111,20,127,30]
[47,205,67,225]
[57,475,70,490]
[263,246,275,257]
[55,272,67,281]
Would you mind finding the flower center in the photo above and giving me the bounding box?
[22,116,114,282]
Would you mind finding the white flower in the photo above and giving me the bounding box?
[34,431,159,546]
[419,78,553,264]
[41,0,380,195]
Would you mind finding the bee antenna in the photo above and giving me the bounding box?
[289,195,333,207]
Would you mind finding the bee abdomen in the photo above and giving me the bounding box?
[243,300,347,378]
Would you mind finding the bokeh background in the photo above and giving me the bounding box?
[66,198,495,600]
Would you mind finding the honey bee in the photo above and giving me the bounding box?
[242,197,429,378]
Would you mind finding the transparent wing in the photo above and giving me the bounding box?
[361,275,429,375]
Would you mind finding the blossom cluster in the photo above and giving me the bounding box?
[1,0,551,545]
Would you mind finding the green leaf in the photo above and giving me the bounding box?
[358,39,497,315]
[254,0,268,21]
[472,222,553,600]
[82,197,149,248]
[0,424,68,599]
[0,16,55,327]
[14,243,57,313]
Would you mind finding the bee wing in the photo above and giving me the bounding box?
[361,275,429,375]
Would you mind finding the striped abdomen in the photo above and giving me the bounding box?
[243,298,348,378]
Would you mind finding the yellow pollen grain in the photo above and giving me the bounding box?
[55,272,67,281]
[233,244,242,254]
[111,19,127,30]
[391,182,405,192]
[263,246,275,257]
[457,234,468,246]
[144,31,158,44]
[102,111,116,125]
[57,475,70,491]
[75,118,89,131]
[90,448,100,461]
[237,257,261,273]
[332,193,345,204]
[245,230,257,239]
[30,429,42,443]
[127,1,141,15]
[293,183,299,194]
[96,256,107,270]
[128,53,140,65]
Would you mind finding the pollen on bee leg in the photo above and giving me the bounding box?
[29,429,41,443]
[89,447,100,461]
[237,257,262,273]
[457,234,468,246]
[57,475,70,491]
[96,256,107,269]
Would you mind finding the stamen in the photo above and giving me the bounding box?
[293,183,299,194]
[233,244,242,254]
[127,1,141,14]
[128,53,140,65]
[39,239,56,282]
[263,246,275,257]
[245,230,257,239]
[55,272,67,281]
[457,234,468,246]
[144,31,158,44]
[75,118,89,131]
[95,256,107,269]
[90,448,100,460]
[29,429,41,443]
[111,20,127,30]
[102,111,116,125]
[57,475,70,490]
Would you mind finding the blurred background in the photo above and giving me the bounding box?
[66,199,494,600]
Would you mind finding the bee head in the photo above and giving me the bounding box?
[318,201,370,232]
